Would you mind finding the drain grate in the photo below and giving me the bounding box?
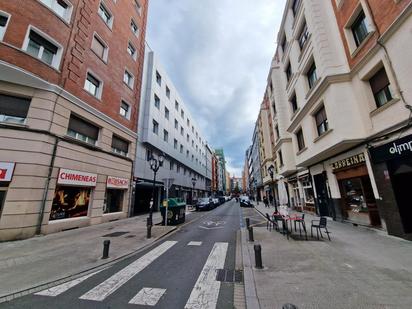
[216,269,243,283]
[102,231,129,237]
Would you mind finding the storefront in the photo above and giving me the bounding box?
[0,162,15,216]
[288,174,315,213]
[50,168,97,221]
[104,176,129,214]
[331,153,381,227]
[370,133,412,239]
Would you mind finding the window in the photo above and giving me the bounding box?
[192,140,194,147]
[123,70,134,88]
[67,114,99,145]
[298,21,309,49]
[152,119,158,134]
[104,189,124,214]
[296,129,305,151]
[170,161,174,170]
[175,100,179,111]
[272,102,277,115]
[0,94,30,124]
[120,100,130,119]
[91,34,108,61]
[164,107,169,119]
[315,106,328,136]
[166,86,170,98]
[127,42,137,60]
[278,150,284,166]
[290,93,298,113]
[369,67,392,108]
[98,2,113,28]
[285,62,292,82]
[307,62,318,89]
[180,126,184,136]
[192,126,194,133]
[177,165,180,173]
[180,144,183,153]
[84,72,102,98]
[39,0,72,22]
[174,119,178,129]
[186,150,189,157]
[156,71,161,86]
[174,139,178,149]
[154,94,160,109]
[181,109,184,118]
[187,134,189,142]
[187,118,189,126]
[351,11,368,47]
[292,0,301,16]
[130,19,138,36]
[134,0,142,15]
[25,29,61,68]
[275,125,280,140]
[146,149,152,161]
[280,35,286,53]
[111,135,128,156]
[0,12,10,41]
[163,129,168,142]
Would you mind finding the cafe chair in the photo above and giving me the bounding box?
[311,217,331,240]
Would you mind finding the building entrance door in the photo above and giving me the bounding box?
[313,173,330,217]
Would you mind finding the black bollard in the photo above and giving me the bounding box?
[254,244,263,269]
[102,239,110,259]
[248,226,254,242]
[147,224,152,238]
[282,304,298,309]
[245,218,250,229]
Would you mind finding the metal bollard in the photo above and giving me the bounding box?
[282,304,298,309]
[147,224,152,239]
[102,239,110,259]
[248,226,254,242]
[254,244,263,269]
[245,218,250,229]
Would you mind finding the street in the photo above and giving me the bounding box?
[2,200,242,309]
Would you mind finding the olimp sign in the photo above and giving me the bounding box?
[370,134,412,163]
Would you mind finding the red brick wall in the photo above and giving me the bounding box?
[0,0,148,132]
[331,0,411,69]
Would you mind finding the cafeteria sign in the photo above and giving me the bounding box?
[331,153,366,171]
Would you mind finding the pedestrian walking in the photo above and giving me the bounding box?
[269,194,274,206]
[263,196,269,208]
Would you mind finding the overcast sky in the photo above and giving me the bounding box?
[147,0,286,177]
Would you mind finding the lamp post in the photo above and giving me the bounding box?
[267,164,278,213]
[191,177,197,208]
[147,153,164,237]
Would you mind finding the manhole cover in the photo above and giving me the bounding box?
[216,269,243,283]
[102,231,129,237]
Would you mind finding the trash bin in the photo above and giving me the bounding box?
[160,198,186,225]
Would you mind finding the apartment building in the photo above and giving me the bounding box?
[133,46,208,214]
[248,124,263,201]
[0,0,148,240]
[265,0,411,239]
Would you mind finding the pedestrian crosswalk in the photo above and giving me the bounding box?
[34,240,229,308]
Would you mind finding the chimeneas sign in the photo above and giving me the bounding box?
[370,134,412,163]
[57,168,97,187]
[0,162,15,182]
[107,176,129,189]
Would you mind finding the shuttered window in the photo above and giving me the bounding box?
[111,135,128,155]
[369,68,392,108]
[91,35,106,60]
[351,11,368,47]
[26,30,59,65]
[307,62,317,89]
[67,114,99,145]
[296,129,305,151]
[315,106,328,136]
[0,94,30,124]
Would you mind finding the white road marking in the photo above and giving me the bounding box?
[344,263,353,269]
[188,241,202,246]
[79,241,177,301]
[184,242,228,309]
[128,288,166,306]
[35,270,103,297]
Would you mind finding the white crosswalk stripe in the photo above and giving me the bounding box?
[35,269,103,297]
[79,241,177,302]
[187,241,202,246]
[128,287,166,306]
[184,242,228,309]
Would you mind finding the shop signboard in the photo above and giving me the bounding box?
[331,153,366,171]
[57,168,97,187]
[0,162,15,182]
[107,176,129,189]
[370,134,412,163]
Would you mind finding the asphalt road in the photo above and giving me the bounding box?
[3,199,242,309]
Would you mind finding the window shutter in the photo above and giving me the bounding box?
[315,107,327,126]
[29,31,58,54]
[0,94,31,117]
[68,115,99,140]
[111,136,129,153]
[91,36,105,58]
[369,68,389,94]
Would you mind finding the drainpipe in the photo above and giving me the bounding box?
[36,136,59,235]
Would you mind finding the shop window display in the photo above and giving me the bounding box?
[104,189,124,214]
[50,186,91,220]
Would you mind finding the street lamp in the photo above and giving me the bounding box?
[191,177,197,208]
[147,153,164,237]
[267,164,278,213]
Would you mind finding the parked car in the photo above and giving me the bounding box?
[218,196,226,205]
[240,195,253,207]
[196,197,214,211]
[212,197,220,207]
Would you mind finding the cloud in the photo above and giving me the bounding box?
[147,0,286,173]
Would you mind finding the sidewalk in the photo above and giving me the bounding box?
[0,212,176,300]
[241,202,412,309]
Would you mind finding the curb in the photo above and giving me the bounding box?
[0,226,177,304]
